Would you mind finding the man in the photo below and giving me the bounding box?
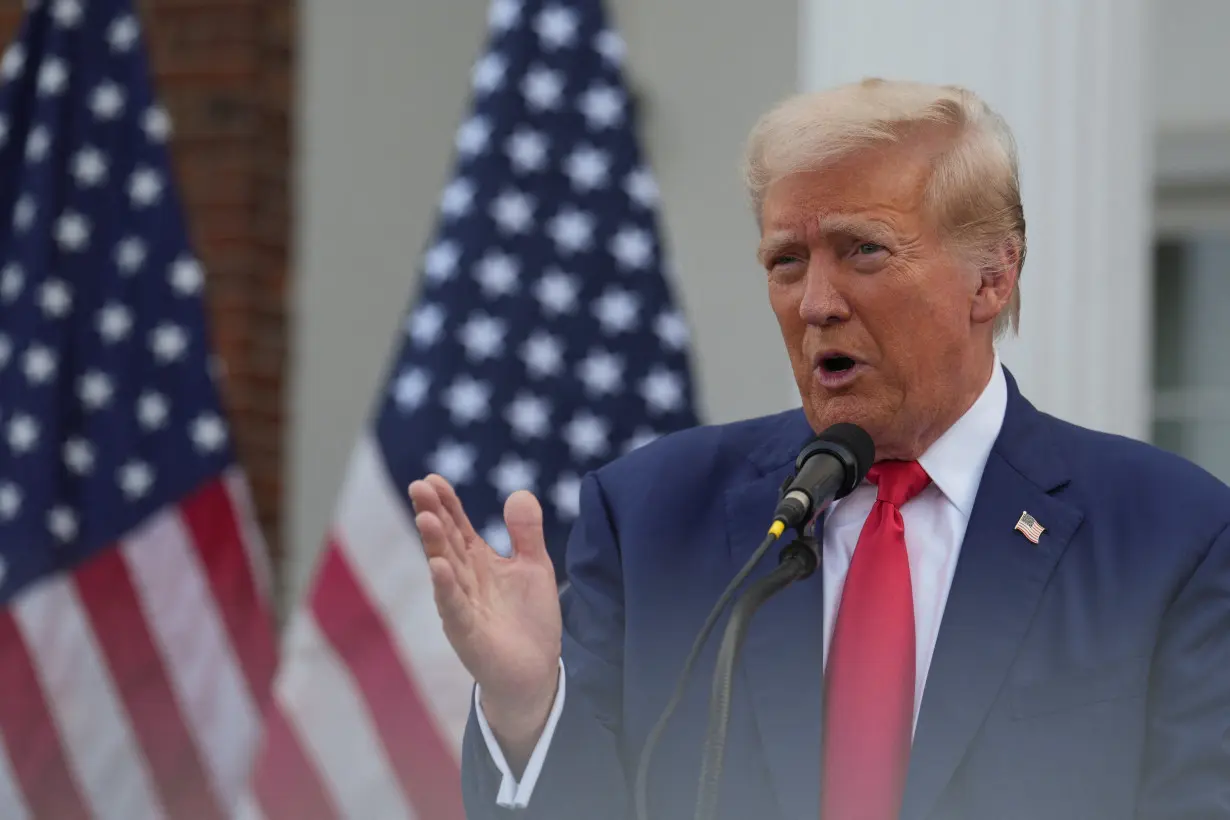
[410,79,1230,819]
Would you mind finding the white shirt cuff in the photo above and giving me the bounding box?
[474,657,567,809]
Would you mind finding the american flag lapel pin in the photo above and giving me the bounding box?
[1014,511,1045,544]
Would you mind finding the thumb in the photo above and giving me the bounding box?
[504,490,548,563]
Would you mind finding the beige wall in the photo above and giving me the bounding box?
[1151,0,1230,188]
[1153,0,1230,133]
[286,0,797,604]
[289,0,1230,604]
[287,0,485,602]
[612,0,800,425]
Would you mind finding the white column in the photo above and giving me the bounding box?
[797,0,1155,440]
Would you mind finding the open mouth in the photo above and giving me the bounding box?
[814,352,864,387]
[819,354,858,375]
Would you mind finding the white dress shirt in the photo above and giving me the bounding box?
[477,359,1008,808]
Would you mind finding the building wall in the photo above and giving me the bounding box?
[285,0,489,605]
[0,0,294,577]
[1153,0,1230,133]
[284,0,798,604]
[7,0,1228,606]
[284,0,1230,604]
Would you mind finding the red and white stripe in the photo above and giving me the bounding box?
[0,470,277,819]
[239,434,474,820]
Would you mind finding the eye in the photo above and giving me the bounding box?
[767,253,804,271]
[854,242,885,256]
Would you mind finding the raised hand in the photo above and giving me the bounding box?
[409,474,563,757]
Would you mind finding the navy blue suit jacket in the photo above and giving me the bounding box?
[462,369,1230,819]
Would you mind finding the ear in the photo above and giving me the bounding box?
[970,238,1021,326]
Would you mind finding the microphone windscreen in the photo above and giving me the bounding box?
[811,422,875,483]
[816,422,875,467]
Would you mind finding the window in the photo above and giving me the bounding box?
[1152,184,1230,484]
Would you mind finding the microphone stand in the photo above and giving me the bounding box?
[692,534,820,820]
[636,423,869,820]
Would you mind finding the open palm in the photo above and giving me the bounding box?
[409,474,562,716]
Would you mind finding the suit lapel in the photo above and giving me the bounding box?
[704,373,1086,820]
[723,412,825,820]
[901,373,1085,820]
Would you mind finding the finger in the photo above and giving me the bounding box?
[413,476,468,556]
[425,474,479,542]
[409,479,459,546]
[416,510,478,596]
[408,479,443,517]
[428,556,475,636]
[413,507,454,560]
[504,490,550,565]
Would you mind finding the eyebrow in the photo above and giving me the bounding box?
[816,215,898,245]
[757,216,898,264]
[756,233,800,265]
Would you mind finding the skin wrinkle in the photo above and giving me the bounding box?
[759,138,1017,462]
[757,216,904,268]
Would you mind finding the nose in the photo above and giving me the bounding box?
[798,257,850,326]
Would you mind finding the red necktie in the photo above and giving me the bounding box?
[821,460,931,820]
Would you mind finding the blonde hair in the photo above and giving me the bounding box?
[743,78,1026,336]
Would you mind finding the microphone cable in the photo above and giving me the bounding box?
[632,520,786,820]
[632,421,870,819]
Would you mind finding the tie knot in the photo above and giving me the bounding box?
[866,460,931,507]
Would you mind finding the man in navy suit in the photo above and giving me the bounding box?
[410,78,1230,819]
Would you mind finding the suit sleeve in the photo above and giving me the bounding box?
[461,471,631,819]
[1135,520,1230,818]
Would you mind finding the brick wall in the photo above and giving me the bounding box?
[0,0,294,580]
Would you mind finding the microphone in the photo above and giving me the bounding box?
[691,423,873,820]
[769,422,876,537]
[634,422,875,820]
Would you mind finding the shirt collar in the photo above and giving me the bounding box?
[915,355,1008,518]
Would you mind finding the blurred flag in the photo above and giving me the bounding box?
[240,0,698,817]
[0,1,277,818]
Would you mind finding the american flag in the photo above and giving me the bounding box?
[239,0,698,816]
[0,1,277,818]
[1014,511,1045,544]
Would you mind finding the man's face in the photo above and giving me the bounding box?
[759,141,992,460]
